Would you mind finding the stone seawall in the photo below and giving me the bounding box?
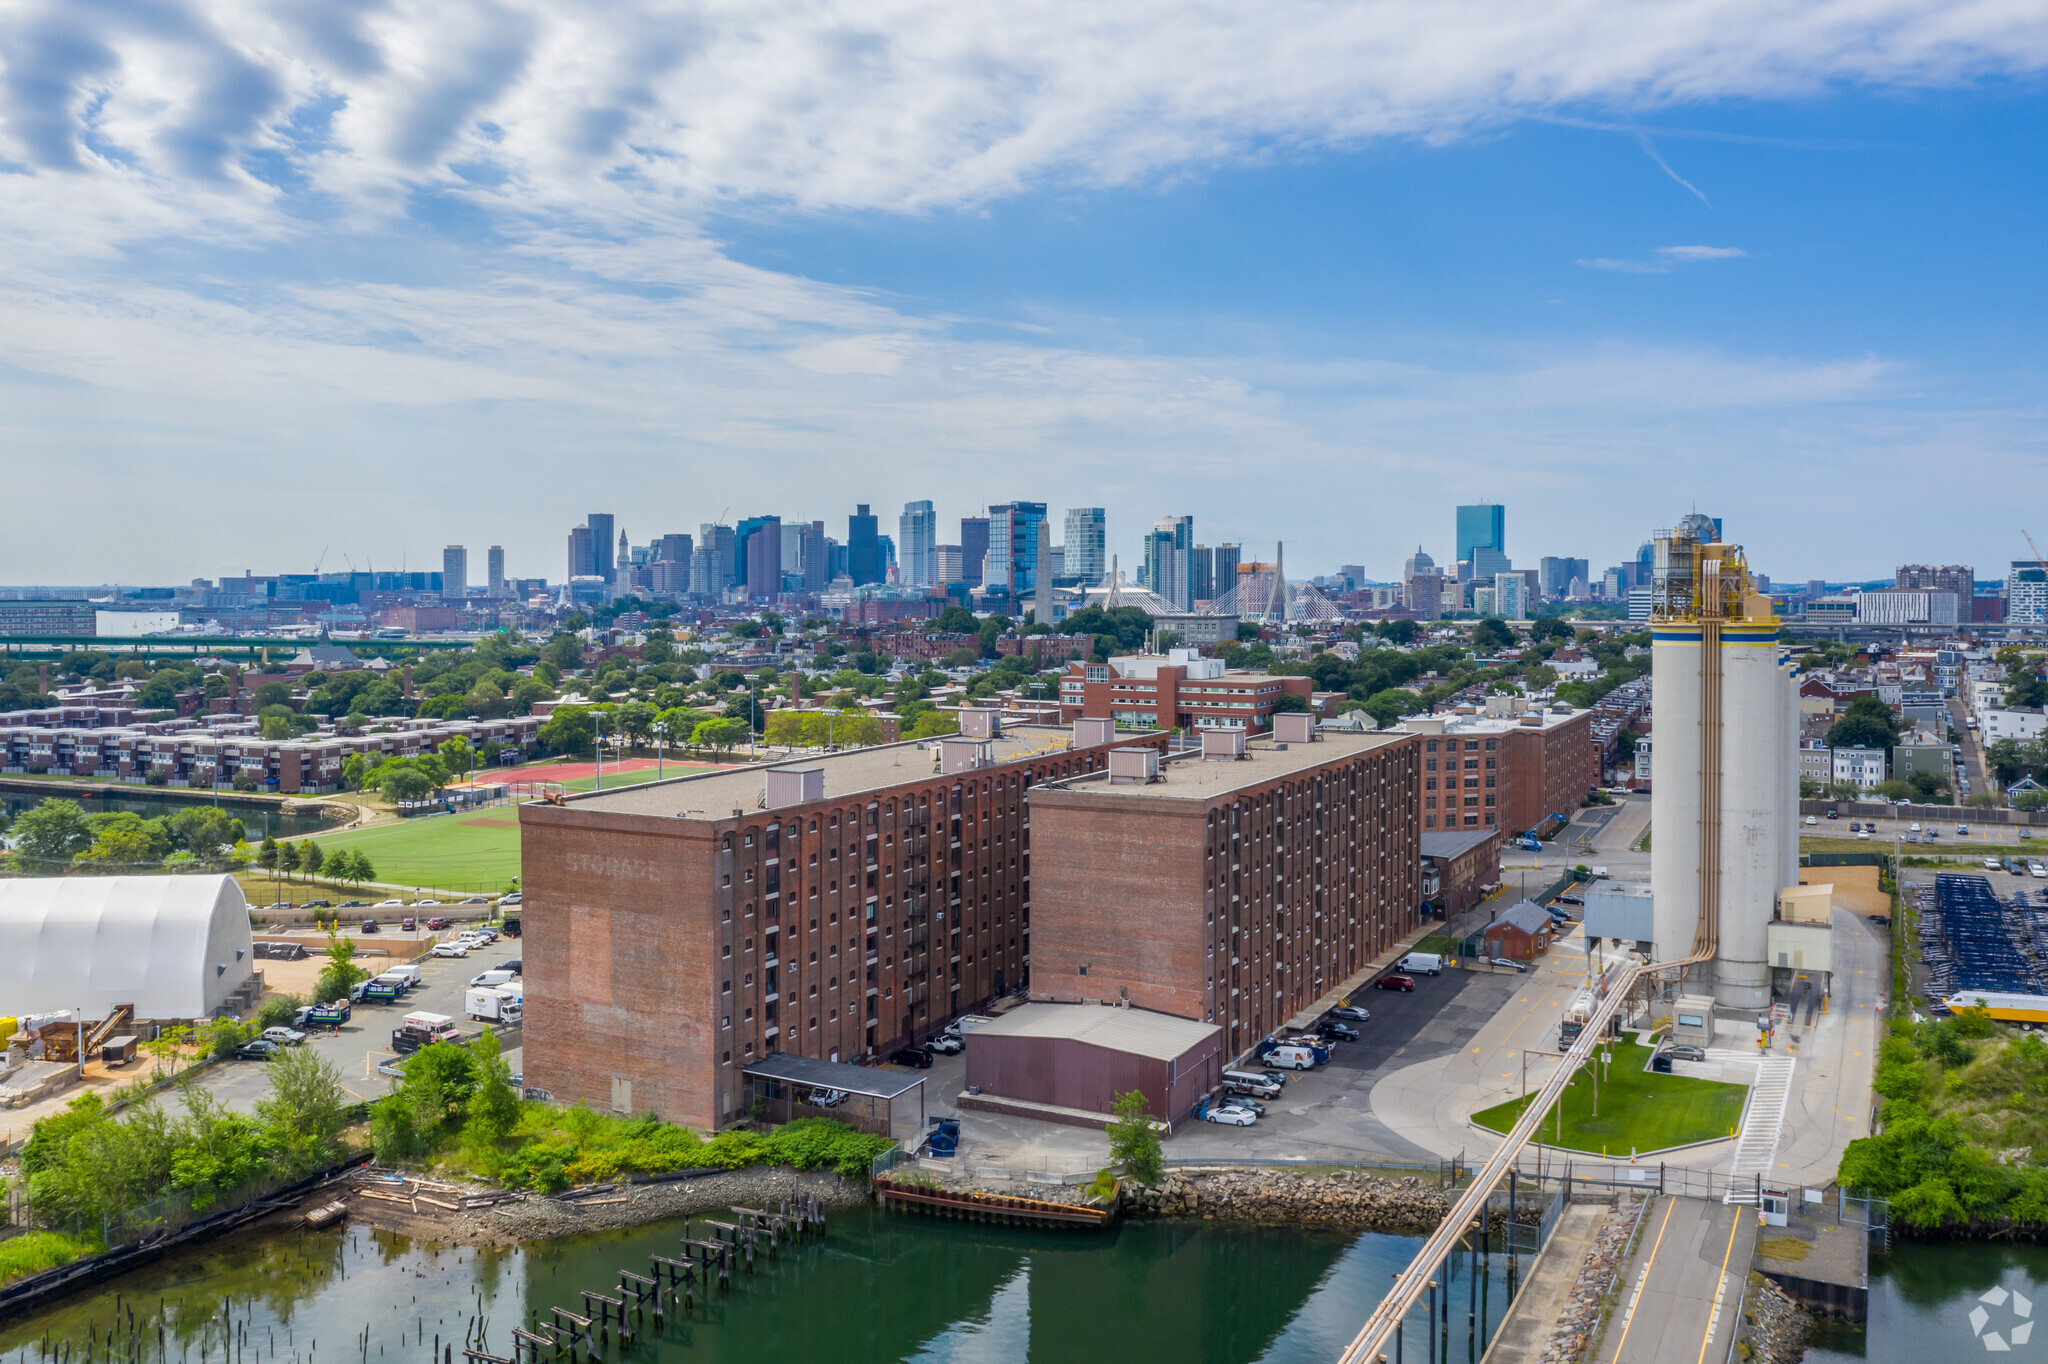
[1126,1169,1466,1232]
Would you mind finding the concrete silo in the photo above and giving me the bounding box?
[1647,516,1798,1010]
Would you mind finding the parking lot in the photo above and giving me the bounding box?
[197,949,523,1115]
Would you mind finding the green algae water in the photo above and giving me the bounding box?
[0,1207,1526,1364]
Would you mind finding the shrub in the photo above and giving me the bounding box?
[256,994,306,1029]
[0,1232,95,1287]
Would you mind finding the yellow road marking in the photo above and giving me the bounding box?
[1696,1208,1744,1364]
[1610,1197,1676,1364]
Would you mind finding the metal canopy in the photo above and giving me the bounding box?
[740,1053,927,1101]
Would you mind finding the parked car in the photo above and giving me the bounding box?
[496,959,522,974]
[300,899,332,909]
[1374,974,1416,992]
[1985,857,2005,871]
[1651,1053,1674,1073]
[1317,1021,1360,1041]
[1664,1043,1707,1062]
[888,1047,933,1069]
[1490,957,1526,972]
[360,919,380,934]
[259,901,292,911]
[401,916,417,932]
[1203,1103,1257,1126]
[462,928,499,944]
[460,896,490,905]
[375,898,405,908]
[425,916,451,930]
[807,1088,848,1107]
[1555,894,1584,906]
[339,900,369,909]
[1330,1004,1371,1022]
[415,899,442,907]
[1221,1095,1267,1117]
[1957,825,1971,835]
[2030,861,2048,880]
[1802,815,1817,826]
[1826,809,1838,819]
[926,1034,964,1055]
[431,942,470,958]
[236,1039,281,1061]
[260,1026,307,1046]
[500,893,524,906]
[1857,830,1871,840]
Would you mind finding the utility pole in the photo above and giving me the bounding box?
[593,710,604,792]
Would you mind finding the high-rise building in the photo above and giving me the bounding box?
[2008,561,2048,624]
[878,534,897,580]
[568,525,596,580]
[1143,516,1194,610]
[899,501,937,587]
[656,533,692,567]
[1648,514,1796,1011]
[1896,564,1974,597]
[959,517,991,587]
[1492,572,1525,619]
[734,517,778,593]
[986,503,1047,597]
[1402,546,1435,581]
[1190,545,1215,602]
[1538,556,1589,599]
[442,546,468,601]
[848,505,882,585]
[588,514,616,583]
[1455,504,1504,564]
[618,529,631,578]
[800,521,829,592]
[933,545,964,585]
[742,518,783,601]
[694,523,735,597]
[1404,573,1442,620]
[486,546,506,598]
[1063,508,1107,584]
[1470,546,1511,578]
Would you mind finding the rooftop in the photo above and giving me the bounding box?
[1032,730,1408,802]
[970,1002,1219,1061]
[567,724,1090,820]
[1421,829,1499,860]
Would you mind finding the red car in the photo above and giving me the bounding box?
[401,917,417,932]
[1374,974,1416,992]
[425,916,451,930]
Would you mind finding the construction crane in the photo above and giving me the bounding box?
[312,544,329,575]
[2025,529,2047,581]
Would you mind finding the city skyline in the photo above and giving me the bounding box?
[1,6,2043,583]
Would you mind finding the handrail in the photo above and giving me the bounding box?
[1333,941,1714,1364]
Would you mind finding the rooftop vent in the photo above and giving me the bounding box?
[1107,747,1161,784]
[940,736,994,774]
[1201,729,1247,761]
[1072,717,1115,748]
[1273,712,1316,744]
[959,707,1000,739]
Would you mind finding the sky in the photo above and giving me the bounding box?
[2,0,2046,588]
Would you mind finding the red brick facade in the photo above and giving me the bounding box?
[1027,734,1421,1057]
[520,729,1166,1130]
[1057,662,1314,735]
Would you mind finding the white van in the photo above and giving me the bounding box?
[1265,1044,1317,1071]
[384,964,422,989]
[1399,952,1444,976]
[469,969,516,989]
[1223,1069,1284,1099]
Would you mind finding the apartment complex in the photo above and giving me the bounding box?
[519,719,1164,1129]
[1057,650,1314,735]
[1404,703,1595,837]
[1026,718,1421,1056]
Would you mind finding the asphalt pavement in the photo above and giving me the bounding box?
[1593,1196,1755,1364]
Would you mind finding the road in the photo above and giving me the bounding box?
[1593,1196,1756,1364]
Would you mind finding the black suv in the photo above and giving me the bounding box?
[889,1047,934,1069]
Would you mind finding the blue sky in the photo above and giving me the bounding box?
[1,1,2044,587]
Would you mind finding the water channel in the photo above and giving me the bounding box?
[0,788,336,841]
[0,1208,1525,1364]
[1805,1238,2048,1362]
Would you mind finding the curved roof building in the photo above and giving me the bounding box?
[0,875,256,1020]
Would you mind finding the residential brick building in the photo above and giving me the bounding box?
[1025,719,1421,1060]
[1404,704,1595,837]
[519,720,1164,1130]
[1420,828,1503,917]
[1057,650,1314,735]
[1482,900,1555,962]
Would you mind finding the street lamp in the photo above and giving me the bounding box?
[747,676,758,759]
[820,708,842,751]
[593,709,604,792]
[654,720,668,779]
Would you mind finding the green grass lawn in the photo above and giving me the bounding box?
[311,809,525,894]
[1471,1039,1749,1156]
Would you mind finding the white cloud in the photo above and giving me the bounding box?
[1578,244,1750,272]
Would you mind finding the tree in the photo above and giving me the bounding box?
[256,835,280,873]
[299,840,326,880]
[1361,688,1421,731]
[380,766,436,802]
[258,1047,351,1173]
[1469,617,1517,652]
[2006,671,2048,709]
[544,634,584,669]
[538,705,595,756]
[464,1028,521,1147]
[11,799,93,866]
[76,819,164,869]
[693,717,751,753]
[935,605,978,633]
[1826,695,1900,753]
[199,1016,255,1059]
[276,840,301,881]
[1106,1090,1163,1186]
[315,932,368,1005]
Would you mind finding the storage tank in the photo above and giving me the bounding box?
[1649,625,1703,961]
[1715,625,1785,1010]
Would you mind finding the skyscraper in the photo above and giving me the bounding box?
[1402,546,1435,581]
[1538,556,1590,599]
[742,518,782,601]
[933,545,964,585]
[899,501,937,587]
[1144,515,1194,610]
[618,528,631,578]
[1455,504,1504,565]
[959,517,990,587]
[1213,544,1242,594]
[848,505,882,585]
[486,546,505,598]
[442,546,468,601]
[695,523,735,597]
[1190,545,1215,602]
[801,521,829,592]
[1063,508,1107,584]
[656,533,692,566]
[568,527,594,580]
[985,502,1048,597]
[588,513,616,583]
[735,517,777,591]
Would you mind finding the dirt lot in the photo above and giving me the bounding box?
[1799,864,1888,916]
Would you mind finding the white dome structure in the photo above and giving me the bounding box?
[0,875,257,1021]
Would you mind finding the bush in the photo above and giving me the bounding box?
[0,1232,95,1287]
[256,994,306,1029]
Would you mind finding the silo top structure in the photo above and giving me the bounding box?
[1648,517,1798,1011]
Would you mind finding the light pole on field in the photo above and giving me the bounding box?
[593,710,604,791]
[655,721,668,779]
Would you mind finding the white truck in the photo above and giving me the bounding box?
[465,987,523,1024]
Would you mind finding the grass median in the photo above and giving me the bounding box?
[1471,1038,1749,1156]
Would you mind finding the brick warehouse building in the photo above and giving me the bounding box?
[1025,716,1422,1058]
[1403,705,1596,838]
[1058,650,1315,735]
[519,719,1165,1129]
